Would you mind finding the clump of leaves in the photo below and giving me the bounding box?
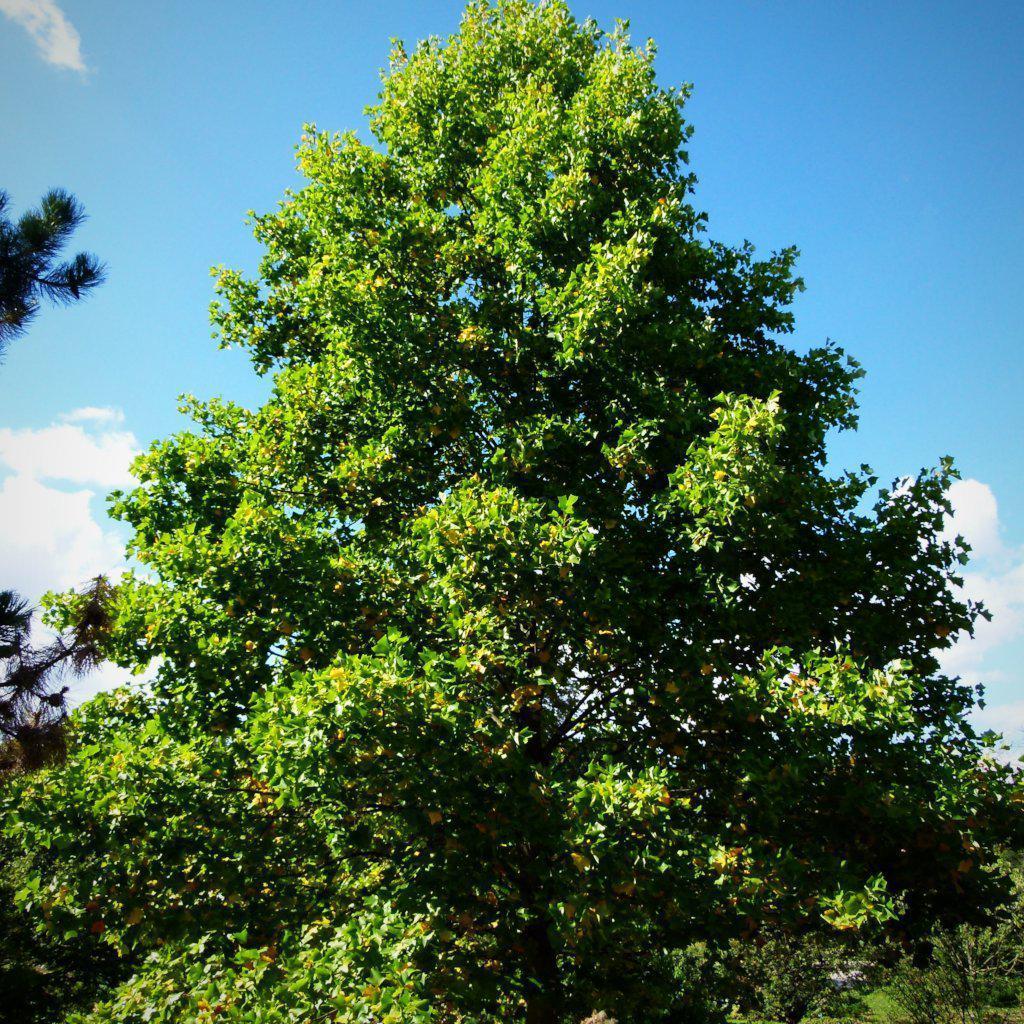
[728,928,877,1024]
[0,828,126,1024]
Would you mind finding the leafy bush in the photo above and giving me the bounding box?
[888,930,1015,1024]
[728,931,874,1024]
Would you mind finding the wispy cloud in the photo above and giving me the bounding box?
[0,0,86,72]
[60,406,126,426]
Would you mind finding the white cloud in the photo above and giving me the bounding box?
[0,0,85,71]
[61,406,125,426]
[0,473,123,600]
[941,478,1003,561]
[974,699,1024,745]
[0,413,137,489]
[943,560,1024,681]
[938,479,1024,747]
[0,407,136,603]
[0,408,143,705]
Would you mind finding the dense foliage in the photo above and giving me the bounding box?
[4,2,1019,1021]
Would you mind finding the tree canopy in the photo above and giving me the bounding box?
[6,2,1019,1022]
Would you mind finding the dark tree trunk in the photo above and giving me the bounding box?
[518,695,561,1022]
[523,913,561,1024]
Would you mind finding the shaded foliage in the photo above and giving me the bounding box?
[0,831,126,1024]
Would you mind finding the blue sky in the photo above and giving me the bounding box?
[1,1,1022,739]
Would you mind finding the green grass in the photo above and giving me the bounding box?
[728,985,918,1023]
[734,984,1024,1024]
[858,986,901,1021]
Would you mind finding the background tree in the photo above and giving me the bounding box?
[887,851,1024,1024]
[0,590,32,659]
[0,580,122,1024]
[0,188,104,356]
[0,577,114,775]
[0,184,107,764]
[7,2,1020,1022]
[0,190,113,1021]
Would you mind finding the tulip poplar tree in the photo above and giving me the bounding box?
[7,3,1019,1022]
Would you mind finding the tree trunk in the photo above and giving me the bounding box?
[517,693,561,1023]
[523,913,561,1024]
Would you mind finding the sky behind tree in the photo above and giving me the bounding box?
[1,0,1022,742]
